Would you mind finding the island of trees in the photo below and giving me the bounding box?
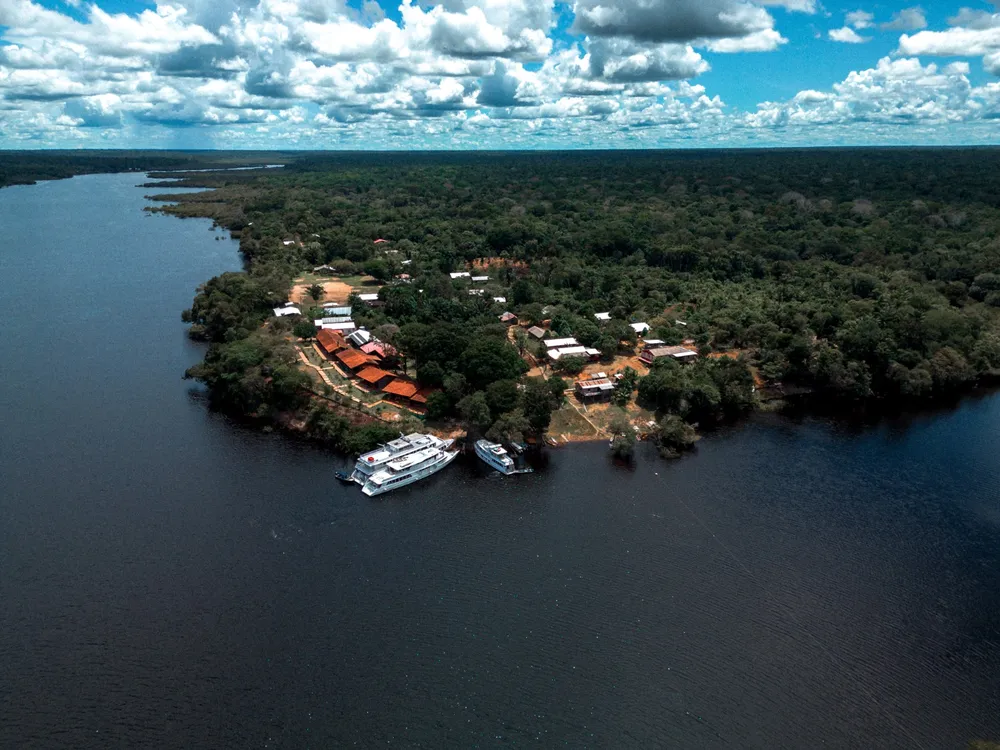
[124,150,1000,455]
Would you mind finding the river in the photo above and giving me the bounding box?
[0,173,998,749]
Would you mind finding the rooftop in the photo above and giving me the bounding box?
[356,366,393,384]
[383,379,420,398]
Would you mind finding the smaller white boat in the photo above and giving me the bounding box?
[474,439,517,475]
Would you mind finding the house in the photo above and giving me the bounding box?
[631,322,650,335]
[395,273,411,281]
[316,329,347,358]
[282,240,295,246]
[594,312,611,322]
[640,346,698,365]
[641,339,665,350]
[323,306,352,317]
[348,329,372,347]
[356,293,381,306]
[471,275,489,282]
[575,377,615,401]
[273,305,301,317]
[318,315,352,324]
[360,341,398,360]
[355,366,395,390]
[548,346,600,362]
[336,349,372,371]
[527,326,546,339]
[469,289,485,296]
[373,238,389,245]
[449,271,471,279]
[493,296,507,304]
[314,319,357,333]
[544,337,580,349]
[499,312,518,325]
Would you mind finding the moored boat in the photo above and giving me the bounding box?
[350,433,454,486]
[474,439,516,475]
[360,445,459,496]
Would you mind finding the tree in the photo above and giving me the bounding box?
[307,283,324,302]
[547,375,568,406]
[655,415,697,459]
[486,409,530,444]
[425,391,451,420]
[522,378,554,436]
[514,327,528,355]
[363,258,392,281]
[293,320,318,339]
[608,409,636,459]
[460,338,529,390]
[486,379,520,419]
[556,355,587,376]
[612,366,638,407]
[929,346,974,392]
[457,392,493,436]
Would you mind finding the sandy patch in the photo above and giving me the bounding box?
[290,280,355,305]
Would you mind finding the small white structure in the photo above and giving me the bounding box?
[469,289,485,296]
[544,337,580,349]
[273,305,301,317]
[631,322,650,335]
[595,312,611,322]
[642,339,665,348]
[282,240,295,246]
[314,319,357,332]
[401,259,412,265]
[548,346,600,361]
[675,320,689,327]
[471,275,489,282]
[323,306,352,317]
[450,271,471,279]
[357,293,380,303]
[348,329,372,346]
[493,296,507,304]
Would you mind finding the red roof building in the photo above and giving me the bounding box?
[356,366,395,389]
[336,349,373,371]
[316,329,347,357]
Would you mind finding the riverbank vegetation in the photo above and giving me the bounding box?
[155,149,1000,456]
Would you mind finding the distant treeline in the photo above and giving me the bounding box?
[154,148,1000,451]
[0,151,292,189]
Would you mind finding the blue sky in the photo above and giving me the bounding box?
[0,0,998,149]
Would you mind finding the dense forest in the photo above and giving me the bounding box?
[28,148,1000,455]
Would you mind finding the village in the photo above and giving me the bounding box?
[269,248,722,446]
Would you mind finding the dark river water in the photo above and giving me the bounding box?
[1,173,999,749]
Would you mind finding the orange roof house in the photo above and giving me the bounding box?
[355,366,394,388]
[336,349,372,371]
[316,328,347,356]
[382,379,419,399]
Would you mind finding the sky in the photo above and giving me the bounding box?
[0,0,998,149]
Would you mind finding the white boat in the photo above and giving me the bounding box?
[360,445,459,496]
[350,433,456,496]
[474,439,516,475]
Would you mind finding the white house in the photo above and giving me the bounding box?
[594,312,611,322]
[471,275,489,282]
[357,293,380,303]
[493,296,507,304]
[273,305,301,317]
[631,322,650,335]
[450,271,471,279]
[544,337,580,349]
[314,319,357,332]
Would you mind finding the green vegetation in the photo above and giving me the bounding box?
[144,148,1000,457]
